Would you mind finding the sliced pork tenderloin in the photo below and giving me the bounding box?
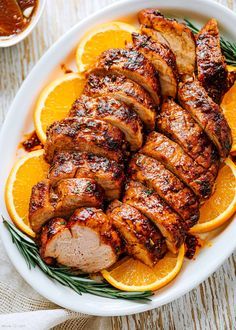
[44,117,128,163]
[29,178,104,232]
[131,32,178,97]
[84,73,157,130]
[48,151,125,200]
[90,48,161,104]
[39,208,121,273]
[69,95,143,151]
[107,200,167,267]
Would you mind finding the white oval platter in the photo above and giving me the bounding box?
[0,0,235,317]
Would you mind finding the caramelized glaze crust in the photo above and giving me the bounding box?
[107,200,167,267]
[29,178,104,232]
[84,73,156,130]
[138,9,196,77]
[123,180,185,253]
[90,48,161,104]
[29,180,55,232]
[132,32,178,97]
[55,178,104,211]
[129,153,199,227]
[69,207,121,255]
[141,132,215,200]
[196,19,228,104]
[69,95,143,150]
[178,79,232,158]
[48,151,125,200]
[158,98,219,176]
[39,217,68,265]
[45,117,127,163]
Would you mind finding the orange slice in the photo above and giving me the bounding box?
[221,65,236,155]
[34,73,86,143]
[221,88,236,154]
[5,149,49,237]
[191,158,236,233]
[76,21,137,72]
[101,245,185,292]
[227,65,236,72]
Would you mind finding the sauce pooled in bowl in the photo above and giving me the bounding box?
[0,0,38,40]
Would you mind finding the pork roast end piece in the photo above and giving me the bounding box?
[196,18,228,103]
[40,208,121,273]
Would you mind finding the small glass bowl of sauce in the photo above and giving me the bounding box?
[0,0,46,47]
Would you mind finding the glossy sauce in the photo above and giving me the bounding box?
[0,0,38,39]
[184,234,202,259]
[21,131,42,152]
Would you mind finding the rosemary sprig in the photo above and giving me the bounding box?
[184,19,236,66]
[3,219,152,301]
